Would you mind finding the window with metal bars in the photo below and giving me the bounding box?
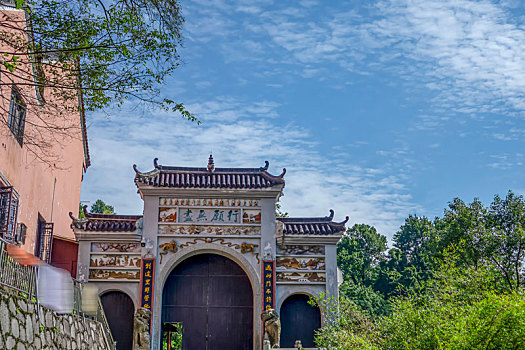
[0,186,18,242]
[35,220,53,263]
[7,86,26,146]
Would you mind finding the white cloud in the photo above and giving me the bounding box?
[82,98,418,237]
[192,0,525,120]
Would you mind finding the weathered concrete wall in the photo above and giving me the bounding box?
[0,288,109,350]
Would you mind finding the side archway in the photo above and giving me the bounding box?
[279,293,321,348]
[100,290,135,350]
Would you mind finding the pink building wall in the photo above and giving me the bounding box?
[0,7,89,255]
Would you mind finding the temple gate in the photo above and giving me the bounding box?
[71,156,347,350]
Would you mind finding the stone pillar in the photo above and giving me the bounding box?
[76,239,91,282]
[141,194,159,349]
[141,195,159,259]
[261,198,277,260]
[324,244,339,301]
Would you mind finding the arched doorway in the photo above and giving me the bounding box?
[280,294,321,348]
[162,253,253,349]
[100,291,135,350]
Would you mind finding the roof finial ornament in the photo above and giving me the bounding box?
[207,154,215,173]
[153,158,159,169]
[279,168,286,178]
[335,216,350,226]
[327,209,335,220]
[260,160,269,171]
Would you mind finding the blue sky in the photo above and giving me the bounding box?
[81,0,525,239]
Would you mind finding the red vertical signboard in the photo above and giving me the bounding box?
[140,258,155,328]
[262,260,275,310]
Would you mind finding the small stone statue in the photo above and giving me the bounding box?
[263,242,273,260]
[261,309,281,348]
[133,307,151,350]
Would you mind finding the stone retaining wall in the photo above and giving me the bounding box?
[0,287,109,350]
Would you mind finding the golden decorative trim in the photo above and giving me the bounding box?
[159,240,178,264]
[158,238,259,264]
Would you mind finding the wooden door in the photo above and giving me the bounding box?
[280,294,321,348]
[100,291,135,350]
[162,253,253,350]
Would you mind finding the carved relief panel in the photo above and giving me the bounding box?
[158,197,263,236]
[276,257,325,271]
[276,272,326,283]
[89,242,141,281]
[276,245,325,255]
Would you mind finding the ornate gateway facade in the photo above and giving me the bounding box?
[71,156,347,350]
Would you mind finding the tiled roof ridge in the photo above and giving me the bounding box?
[277,210,349,235]
[136,158,284,175]
[133,158,286,189]
[277,209,337,222]
[69,209,141,232]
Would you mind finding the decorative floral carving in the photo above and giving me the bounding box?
[92,242,140,253]
[158,238,260,264]
[277,245,325,255]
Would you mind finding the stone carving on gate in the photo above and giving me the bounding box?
[261,309,281,348]
[90,254,141,268]
[276,257,325,271]
[133,307,152,350]
[158,238,260,264]
[91,242,141,253]
[158,208,177,222]
[158,225,261,236]
[277,245,325,255]
[89,269,140,280]
[276,271,326,283]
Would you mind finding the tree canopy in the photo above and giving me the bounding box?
[0,0,196,157]
[336,191,525,316]
[89,199,115,215]
[319,190,525,349]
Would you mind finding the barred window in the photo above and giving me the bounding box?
[0,187,19,242]
[35,218,53,263]
[7,87,26,146]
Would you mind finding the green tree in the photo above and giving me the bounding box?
[90,199,115,215]
[338,224,387,286]
[439,198,487,269]
[373,215,439,296]
[337,224,389,315]
[317,254,525,350]
[381,257,525,350]
[1,0,196,157]
[485,191,525,290]
[393,215,438,273]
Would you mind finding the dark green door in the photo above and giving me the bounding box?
[162,254,253,349]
